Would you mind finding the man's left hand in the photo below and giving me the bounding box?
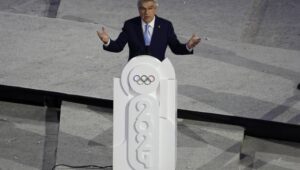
[187,34,201,49]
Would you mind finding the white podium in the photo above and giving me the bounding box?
[113,55,177,170]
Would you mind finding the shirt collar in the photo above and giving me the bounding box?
[141,16,155,28]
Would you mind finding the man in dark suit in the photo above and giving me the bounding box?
[97,0,200,61]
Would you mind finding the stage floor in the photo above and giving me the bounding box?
[1,11,299,126]
[0,0,300,126]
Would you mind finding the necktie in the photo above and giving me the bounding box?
[144,24,151,46]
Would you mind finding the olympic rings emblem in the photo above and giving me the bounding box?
[133,75,155,85]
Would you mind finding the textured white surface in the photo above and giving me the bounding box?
[0,11,299,125]
[1,0,300,126]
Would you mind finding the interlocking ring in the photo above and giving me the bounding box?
[133,75,155,85]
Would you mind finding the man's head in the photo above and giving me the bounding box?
[137,0,158,23]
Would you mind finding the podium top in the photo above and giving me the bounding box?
[125,55,175,78]
[120,55,176,95]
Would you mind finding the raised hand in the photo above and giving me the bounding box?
[187,34,201,49]
[97,27,110,44]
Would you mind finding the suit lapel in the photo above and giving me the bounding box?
[150,16,160,48]
[136,19,145,47]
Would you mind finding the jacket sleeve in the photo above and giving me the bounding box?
[103,23,129,53]
[167,22,193,55]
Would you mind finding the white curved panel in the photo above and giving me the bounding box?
[114,55,177,170]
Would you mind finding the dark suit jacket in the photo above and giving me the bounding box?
[103,16,193,61]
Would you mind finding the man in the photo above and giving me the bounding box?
[97,0,200,61]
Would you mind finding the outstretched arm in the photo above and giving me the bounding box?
[168,22,201,55]
[97,26,128,53]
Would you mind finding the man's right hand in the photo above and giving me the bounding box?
[97,27,110,44]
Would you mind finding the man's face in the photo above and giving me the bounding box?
[138,1,157,23]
